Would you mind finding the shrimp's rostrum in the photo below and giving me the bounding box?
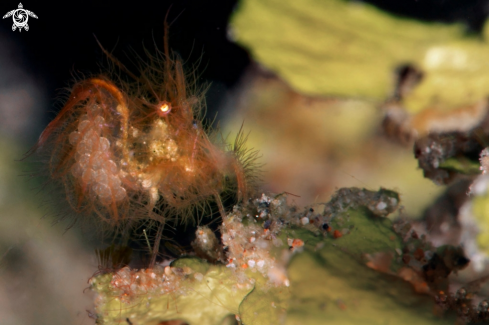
[35,42,252,227]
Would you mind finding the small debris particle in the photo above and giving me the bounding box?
[301,217,309,225]
[292,239,304,248]
[287,238,305,252]
[478,300,489,312]
[456,287,467,300]
[322,223,331,231]
[248,260,256,268]
[194,273,204,281]
[413,248,425,261]
[402,254,411,264]
[333,230,343,239]
[287,238,294,246]
[376,202,387,210]
[337,299,347,310]
[164,266,172,276]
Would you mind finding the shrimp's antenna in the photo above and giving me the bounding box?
[163,17,173,96]
[167,7,185,29]
[94,36,139,82]
[95,35,161,102]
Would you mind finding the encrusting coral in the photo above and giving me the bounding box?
[89,186,489,325]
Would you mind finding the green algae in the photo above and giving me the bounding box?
[239,271,290,325]
[286,251,451,325]
[230,0,489,113]
[90,259,253,325]
[438,157,481,175]
[237,205,451,325]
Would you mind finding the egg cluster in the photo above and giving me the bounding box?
[69,110,126,204]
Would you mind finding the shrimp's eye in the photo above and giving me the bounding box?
[157,102,171,116]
